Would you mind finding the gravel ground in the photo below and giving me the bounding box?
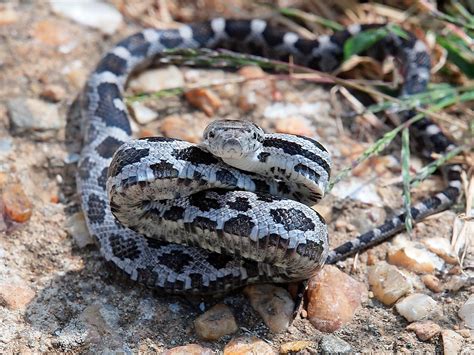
[0,1,472,353]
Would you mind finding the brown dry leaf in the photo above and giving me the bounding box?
[185,88,222,117]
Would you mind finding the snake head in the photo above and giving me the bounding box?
[201,120,265,160]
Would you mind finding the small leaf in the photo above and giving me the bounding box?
[437,35,474,78]
[344,27,389,60]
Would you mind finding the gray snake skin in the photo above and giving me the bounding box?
[77,19,463,294]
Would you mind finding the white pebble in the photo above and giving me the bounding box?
[395,293,441,322]
[49,0,123,35]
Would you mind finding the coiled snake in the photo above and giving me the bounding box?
[77,19,463,294]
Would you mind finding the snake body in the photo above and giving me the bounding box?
[78,19,463,294]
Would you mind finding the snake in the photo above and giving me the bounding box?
[77,18,463,294]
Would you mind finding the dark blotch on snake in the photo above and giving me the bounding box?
[109,234,141,261]
[158,250,193,273]
[263,138,330,175]
[162,206,185,221]
[227,197,251,212]
[109,147,150,177]
[78,157,95,180]
[223,214,255,237]
[189,192,221,211]
[159,30,184,48]
[270,208,315,232]
[97,167,109,189]
[215,169,238,186]
[95,53,128,76]
[174,146,219,165]
[225,20,252,40]
[86,193,107,224]
[294,163,320,183]
[95,83,131,134]
[150,160,179,179]
[96,136,125,159]
[257,152,270,163]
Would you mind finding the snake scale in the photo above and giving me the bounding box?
[77,18,463,294]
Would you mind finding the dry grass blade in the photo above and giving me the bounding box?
[452,171,474,269]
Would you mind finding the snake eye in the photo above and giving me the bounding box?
[208,131,215,138]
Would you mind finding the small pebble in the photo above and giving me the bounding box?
[160,115,210,143]
[441,329,464,354]
[387,236,444,273]
[421,274,444,293]
[367,262,413,305]
[2,183,33,223]
[0,5,18,25]
[32,20,71,46]
[194,303,238,341]
[129,102,159,125]
[0,282,35,310]
[319,335,352,354]
[456,329,471,338]
[49,0,123,35]
[279,340,313,354]
[162,344,213,355]
[243,284,294,333]
[395,293,441,322]
[423,237,458,264]
[7,98,64,139]
[128,66,184,93]
[458,295,474,329]
[40,84,66,102]
[223,336,276,355]
[185,88,222,116]
[275,115,316,137]
[307,265,368,332]
[0,137,13,157]
[406,321,441,341]
[445,275,469,292]
[66,212,94,248]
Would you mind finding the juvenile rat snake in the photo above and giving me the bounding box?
[77,19,462,293]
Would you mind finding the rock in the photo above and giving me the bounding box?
[441,329,464,354]
[185,88,222,116]
[62,60,87,88]
[223,336,276,355]
[459,295,474,329]
[406,321,441,341]
[331,177,383,205]
[279,340,313,354]
[32,20,71,46]
[0,137,13,157]
[163,344,214,355]
[194,303,238,341]
[237,66,271,112]
[456,329,471,338]
[0,282,35,310]
[40,84,66,102]
[319,335,352,354]
[160,115,210,143]
[423,237,458,264]
[128,66,184,93]
[395,293,442,322]
[421,274,443,293]
[367,262,413,305]
[243,284,294,333]
[2,184,33,223]
[129,102,158,125]
[445,275,469,292]
[49,0,123,35]
[66,212,94,248]
[0,5,18,25]
[274,116,316,137]
[387,236,444,273]
[307,265,368,332]
[7,98,64,139]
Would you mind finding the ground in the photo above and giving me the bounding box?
[0,1,472,353]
